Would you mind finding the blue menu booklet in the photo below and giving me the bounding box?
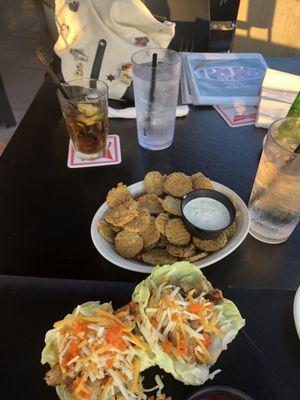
[184,53,268,105]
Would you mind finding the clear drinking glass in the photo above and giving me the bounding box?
[57,79,108,160]
[248,117,300,243]
[131,48,181,150]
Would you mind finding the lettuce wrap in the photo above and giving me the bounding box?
[41,301,155,400]
[132,262,245,386]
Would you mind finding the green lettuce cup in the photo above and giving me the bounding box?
[41,301,155,400]
[132,262,245,386]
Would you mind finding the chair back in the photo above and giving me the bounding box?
[143,0,240,52]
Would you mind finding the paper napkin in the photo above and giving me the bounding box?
[255,68,300,128]
[108,105,189,119]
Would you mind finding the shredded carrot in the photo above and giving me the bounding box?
[99,377,112,400]
[94,308,129,327]
[105,358,113,367]
[176,313,185,334]
[71,321,88,336]
[61,339,78,368]
[114,310,127,318]
[151,318,158,328]
[156,300,163,322]
[187,303,202,313]
[202,332,212,347]
[206,322,222,336]
[54,315,116,328]
[162,340,174,354]
[197,338,212,362]
[78,338,88,349]
[176,339,188,357]
[77,389,89,399]
[194,348,206,363]
[128,332,147,350]
[78,344,112,362]
[105,325,127,351]
[137,391,143,400]
[165,295,174,310]
[116,371,126,382]
[74,372,88,393]
[130,358,140,392]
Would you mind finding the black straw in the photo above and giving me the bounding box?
[149,53,157,103]
[35,50,70,100]
[144,53,158,135]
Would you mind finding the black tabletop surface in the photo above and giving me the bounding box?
[1,275,299,400]
[0,57,299,289]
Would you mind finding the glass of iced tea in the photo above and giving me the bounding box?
[57,79,108,160]
[248,117,300,243]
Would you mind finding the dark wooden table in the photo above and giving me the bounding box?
[0,57,299,289]
[1,276,299,400]
[0,56,300,400]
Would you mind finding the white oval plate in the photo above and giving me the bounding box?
[293,286,300,340]
[91,181,250,273]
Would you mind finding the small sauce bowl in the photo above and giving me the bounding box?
[186,385,254,400]
[181,189,236,240]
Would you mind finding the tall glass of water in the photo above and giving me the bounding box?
[248,117,300,243]
[131,48,181,150]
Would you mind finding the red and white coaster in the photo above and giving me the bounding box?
[214,105,257,127]
[67,135,121,168]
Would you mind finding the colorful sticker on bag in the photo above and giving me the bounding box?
[61,24,70,39]
[74,62,84,76]
[134,36,149,47]
[70,48,88,62]
[68,1,79,12]
[106,74,115,82]
[119,63,132,86]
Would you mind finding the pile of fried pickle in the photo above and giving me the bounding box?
[97,171,237,265]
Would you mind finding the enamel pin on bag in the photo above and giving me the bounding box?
[54,0,175,99]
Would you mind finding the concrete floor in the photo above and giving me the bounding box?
[0,0,53,155]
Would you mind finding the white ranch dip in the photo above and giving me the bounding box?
[183,197,230,230]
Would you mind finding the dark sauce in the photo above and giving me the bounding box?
[195,393,240,400]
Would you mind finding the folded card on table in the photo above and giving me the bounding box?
[255,68,300,129]
[214,105,257,127]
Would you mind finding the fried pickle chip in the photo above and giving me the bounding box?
[193,232,227,252]
[191,172,213,190]
[156,235,169,248]
[109,224,122,233]
[160,195,182,216]
[144,171,165,195]
[138,194,164,215]
[97,220,116,244]
[141,217,160,249]
[185,251,208,262]
[142,248,177,266]
[106,182,132,208]
[155,213,170,235]
[135,252,143,262]
[224,221,237,241]
[164,172,193,198]
[123,208,150,233]
[115,230,143,258]
[104,200,139,227]
[166,243,196,258]
[165,218,191,246]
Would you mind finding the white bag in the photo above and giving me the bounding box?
[54,0,175,99]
